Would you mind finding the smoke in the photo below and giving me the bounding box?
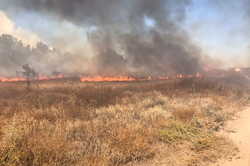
[89,30,201,76]
[4,0,190,27]
[1,0,205,76]
[0,34,91,76]
[0,11,41,47]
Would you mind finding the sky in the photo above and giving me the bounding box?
[0,0,249,69]
[185,0,249,67]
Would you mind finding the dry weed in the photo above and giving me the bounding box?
[0,79,246,166]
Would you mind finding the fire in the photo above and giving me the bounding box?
[0,75,65,83]
[0,77,26,82]
[80,74,203,82]
[0,73,203,83]
[234,68,241,72]
[80,76,136,82]
[37,74,64,81]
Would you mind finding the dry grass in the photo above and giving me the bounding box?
[0,79,248,166]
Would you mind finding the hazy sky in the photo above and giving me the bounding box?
[185,0,249,66]
[0,0,249,68]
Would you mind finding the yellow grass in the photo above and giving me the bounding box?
[0,79,248,166]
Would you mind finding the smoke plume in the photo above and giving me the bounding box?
[0,11,40,47]
[0,34,86,76]
[1,0,204,76]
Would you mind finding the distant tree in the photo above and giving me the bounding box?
[22,64,37,90]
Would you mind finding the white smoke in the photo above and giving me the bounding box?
[0,11,41,47]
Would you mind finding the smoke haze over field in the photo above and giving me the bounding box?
[0,11,40,47]
[0,0,249,76]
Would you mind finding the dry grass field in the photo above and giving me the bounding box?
[0,78,249,166]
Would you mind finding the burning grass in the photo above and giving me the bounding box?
[0,79,248,166]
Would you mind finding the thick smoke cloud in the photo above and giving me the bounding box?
[5,0,190,27]
[1,0,204,76]
[0,11,40,47]
[0,34,31,76]
[89,30,201,76]
[0,34,89,76]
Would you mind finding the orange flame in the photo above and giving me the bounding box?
[234,68,241,72]
[80,74,203,82]
[37,74,64,81]
[0,77,26,82]
[0,73,203,83]
[80,76,136,82]
[0,75,65,83]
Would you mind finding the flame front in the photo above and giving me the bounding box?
[0,75,65,83]
[0,77,26,82]
[80,73,202,82]
[234,68,241,72]
[80,76,136,82]
[0,73,203,83]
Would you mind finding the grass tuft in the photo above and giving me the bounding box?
[0,80,245,166]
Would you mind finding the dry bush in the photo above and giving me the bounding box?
[0,114,77,166]
[172,107,196,123]
[0,94,165,166]
[0,80,247,166]
[159,120,202,144]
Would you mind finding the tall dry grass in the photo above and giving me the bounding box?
[0,79,248,166]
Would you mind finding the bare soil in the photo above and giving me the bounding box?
[216,108,250,166]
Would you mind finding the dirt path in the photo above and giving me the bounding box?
[216,108,250,166]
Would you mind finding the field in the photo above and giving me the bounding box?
[0,78,248,166]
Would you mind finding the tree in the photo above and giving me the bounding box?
[22,64,37,90]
